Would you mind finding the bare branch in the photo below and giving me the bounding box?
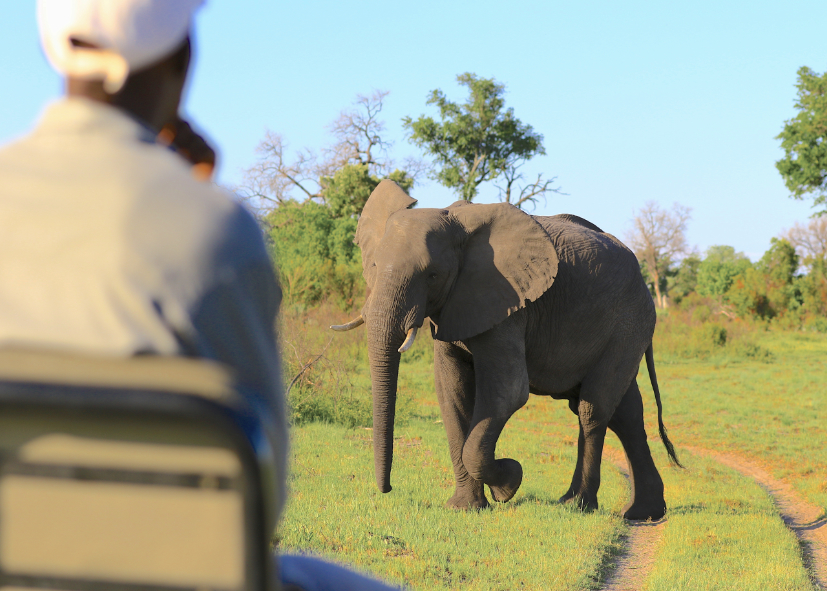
[784,216,827,267]
[494,158,562,211]
[326,90,393,174]
[285,336,334,397]
[241,90,408,215]
[400,156,429,181]
[626,201,692,308]
[239,131,323,213]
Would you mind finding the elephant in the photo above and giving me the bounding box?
[332,180,681,520]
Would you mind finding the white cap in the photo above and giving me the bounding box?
[38,0,204,94]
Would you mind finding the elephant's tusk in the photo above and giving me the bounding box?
[330,315,365,331]
[398,327,418,353]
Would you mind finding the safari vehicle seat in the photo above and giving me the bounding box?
[0,348,281,591]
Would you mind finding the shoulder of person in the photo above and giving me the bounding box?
[124,146,269,267]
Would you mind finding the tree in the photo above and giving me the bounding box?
[669,253,701,305]
[403,73,557,206]
[241,91,418,308]
[776,67,827,214]
[727,239,801,319]
[785,216,827,269]
[696,245,752,308]
[241,90,416,215]
[264,201,362,309]
[625,202,692,308]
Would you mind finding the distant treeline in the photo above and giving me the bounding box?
[247,68,827,332]
[641,236,827,331]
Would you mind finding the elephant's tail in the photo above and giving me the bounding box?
[645,344,683,468]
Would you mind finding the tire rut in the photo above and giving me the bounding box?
[599,447,666,591]
[688,446,827,590]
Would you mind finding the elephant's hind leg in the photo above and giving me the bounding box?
[559,394,585,504]
[571,398,608,512]
[607,379,666,520]
[434,340,488,510]
[572,344,644,512]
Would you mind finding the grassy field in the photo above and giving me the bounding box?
[277,308,827,590]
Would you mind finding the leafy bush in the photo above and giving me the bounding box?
[798,259,827,319]
[729,338,775,362]
[803,315,827,333]
[266,200,363,309]
[696,246,752,301]
[726,239,802,320]
[691,303,712,324]
[321,164,413,219]
[654,296,773,362]
[669,254,702,305]
[697,323,728,347]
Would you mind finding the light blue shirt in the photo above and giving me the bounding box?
[0,97,288,525]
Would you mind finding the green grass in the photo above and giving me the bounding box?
[644,331,827,513]
[278,308,827,589]
[646,451,814,590]
[280,420,627,590]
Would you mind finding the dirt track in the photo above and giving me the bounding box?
[600,449,666,591]
[688,447,827,590]
[597,446,827,590]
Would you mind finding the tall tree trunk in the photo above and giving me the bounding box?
[651,268,663,309]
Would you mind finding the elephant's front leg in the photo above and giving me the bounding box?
[434,340,487,510]
[461,324,530,504]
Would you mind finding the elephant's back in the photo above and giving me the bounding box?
[533,213,654,328]
[534,214,639,278]
[523,214,656,391]
[544,213,604,234]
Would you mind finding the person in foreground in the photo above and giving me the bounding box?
[0,1,401,589]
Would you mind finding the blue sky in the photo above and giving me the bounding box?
[3,1,825,260]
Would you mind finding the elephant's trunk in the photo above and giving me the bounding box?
[364,271,424,493]
[367,322,403,493]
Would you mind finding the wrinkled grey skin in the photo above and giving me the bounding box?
[344,180,680,520]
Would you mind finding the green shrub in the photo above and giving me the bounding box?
[696,246,752,300]
[653,302,777,363]
[700,323,728,347]
[729,338,775,362]
[266,200,363,309]
[803,315,827,333]
[691,304,712,324]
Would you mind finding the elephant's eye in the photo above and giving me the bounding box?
[427,272,438,282]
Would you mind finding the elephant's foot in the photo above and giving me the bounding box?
[558,488,598,512]
[622,498,666,521]
[576,493,599,513]
[488,458,523,503]
[446,479,489,511]
[446,491,490,511]
[558,488,576,504]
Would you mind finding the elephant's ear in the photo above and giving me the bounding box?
[355,180,417,287]
[435,202,559,342]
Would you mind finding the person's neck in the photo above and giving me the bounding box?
[66,79,168,132]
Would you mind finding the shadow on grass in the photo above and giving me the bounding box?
[669,500,771,517]
[509,491,561,508]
